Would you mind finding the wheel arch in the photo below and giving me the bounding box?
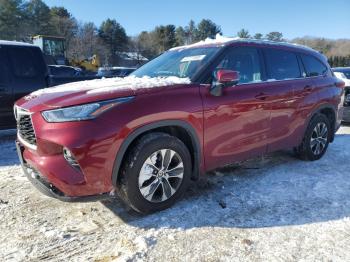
[307,103,337,142]
[111,120,202,186]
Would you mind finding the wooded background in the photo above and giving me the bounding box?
[1,0,349,67]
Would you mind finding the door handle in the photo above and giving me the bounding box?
[255,93,269,100]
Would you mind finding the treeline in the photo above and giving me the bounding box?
[0,0,349,67]
[328,56,350,67]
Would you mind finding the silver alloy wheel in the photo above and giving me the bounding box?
[138,149,184,203]
[310,122,328,155]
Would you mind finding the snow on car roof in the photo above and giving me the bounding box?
[0,40,34,47]
[170,34,240,50]
[171,34,317,53]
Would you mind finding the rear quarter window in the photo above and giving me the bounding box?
[301,54,328,77]
[264,48,301,80]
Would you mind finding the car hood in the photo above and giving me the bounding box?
[16,76,191,112]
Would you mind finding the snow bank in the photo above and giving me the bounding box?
[26,76,191,99]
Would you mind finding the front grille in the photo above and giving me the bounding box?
[16,109,36,146]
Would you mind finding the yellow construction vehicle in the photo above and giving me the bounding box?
[32,35,100,72]
[70,54,100,72]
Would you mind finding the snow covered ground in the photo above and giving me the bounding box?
[0,125,349,261]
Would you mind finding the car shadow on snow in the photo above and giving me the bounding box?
[102,133,350,229]
[0,130,19,167]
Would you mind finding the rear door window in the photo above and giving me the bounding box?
[215,46,262,84]
[8,47,39,78]
[264,48,301,80]
[301,54,328,77]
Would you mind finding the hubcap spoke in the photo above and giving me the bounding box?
[310,122,328,155]
[167,166,184,178]
[310,138,318,148]
[160,149,175,170]
[320,124,327,137]
[140,179,161,201]
[145,156,160,171]
[161,178,176,201]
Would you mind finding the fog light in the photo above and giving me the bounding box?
[63,147,80,169]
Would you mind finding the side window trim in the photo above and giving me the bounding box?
[296,53,307,78]
[257,48,268,82]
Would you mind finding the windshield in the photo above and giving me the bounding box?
[131,47,221,80]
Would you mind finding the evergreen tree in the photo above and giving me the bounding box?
[237,29,251,38]
[175,26,186,46]
[253,33,263,40]
[185,20,198,44]
[196,19,221,41]
[154,24,176,52]
[265,31,284,41]
[99,18,128,54]
[23,0,52,36]
[0,0,25,40]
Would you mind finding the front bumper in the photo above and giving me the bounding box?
[14,109,122,199]
[16,141,111,202]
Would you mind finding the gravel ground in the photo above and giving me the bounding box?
[0,126,350,261]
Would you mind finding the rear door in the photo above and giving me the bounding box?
[8,46,48,102]
[261,48,308,151]
[0,46,14,128]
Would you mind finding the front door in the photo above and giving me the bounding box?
[201,46,271,170]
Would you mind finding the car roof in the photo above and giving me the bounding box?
[332,67,350,72]
[171,35,324,61]
[0,40,35,47]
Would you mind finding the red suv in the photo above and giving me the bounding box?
[15,38,344,213]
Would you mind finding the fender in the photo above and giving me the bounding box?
[303,103,337,142]
[111,120,202,186]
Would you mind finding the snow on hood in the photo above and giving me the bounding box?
[171,34,240,51]
[25,76,191,99]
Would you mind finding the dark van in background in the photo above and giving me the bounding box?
[0,40,100,129]
[0,41,48,129]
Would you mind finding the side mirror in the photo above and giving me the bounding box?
[210,69,240,96]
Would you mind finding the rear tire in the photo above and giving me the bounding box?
[117,132,192,214]
[296,114,331,161]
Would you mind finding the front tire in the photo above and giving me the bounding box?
[117,132,192,214]
[296,114,331,161]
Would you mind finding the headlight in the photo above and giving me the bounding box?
[42,96,134,122]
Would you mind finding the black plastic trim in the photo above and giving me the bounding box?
[111,120,202,186]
